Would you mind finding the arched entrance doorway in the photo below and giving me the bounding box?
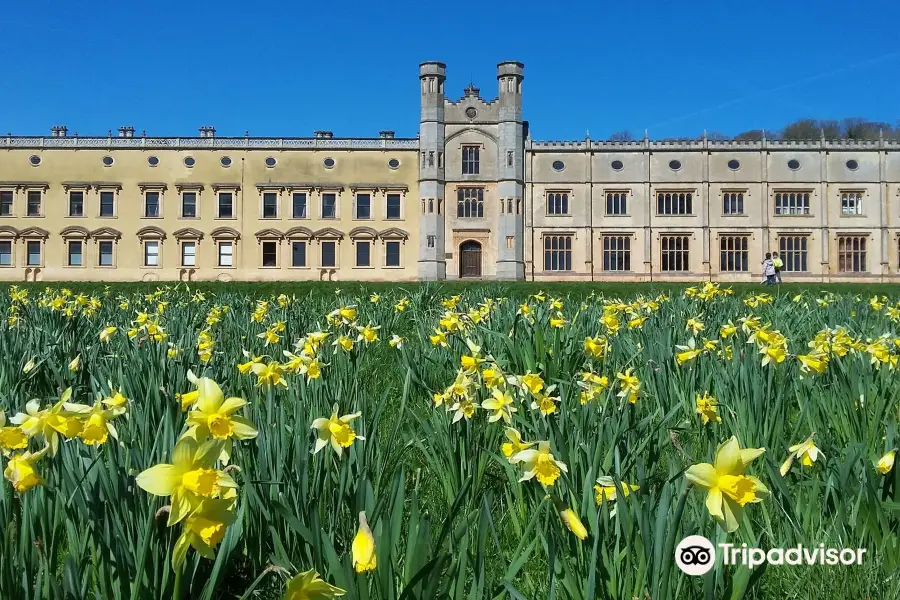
[459,240,482,278]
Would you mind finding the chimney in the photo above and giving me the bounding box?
[199,126,208,138]
[51,126,59,137]
[314,130,334,139]
[59,126,68,137]
[118,126,135,138]
[379,130,395,139]
[206,126,216,138]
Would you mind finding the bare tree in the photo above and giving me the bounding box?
[608,130,635,141]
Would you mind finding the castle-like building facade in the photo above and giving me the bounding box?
[1,61,899,283]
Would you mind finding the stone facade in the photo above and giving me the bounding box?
[2,61,900,282]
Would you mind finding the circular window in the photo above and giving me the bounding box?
[669,159,682,171]
[787,159,800,171]
[29,155,41,166]
[388,158,400,169]
[846,159,859,171]
[220,156,232,167]
[551,160,565,172]
[611,160,624,171]
[727,159,741,170]
[148,156,159,167]
[323,157,335,169]
[465,107,477,119]
[265,156,277,168]
[102,155,114,167]
[184,157,196,168]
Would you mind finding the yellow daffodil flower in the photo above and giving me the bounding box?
[135,437,237,525]
[172,497,237,569]
[501,428,535,460]
[584,336,608,359]
[509,441,568,487]
[876,450,896,474]
[594,476,639,504]
[311,404,364,458]
[616,368,640,404]
[530,392,558,416]
[333,335,354,353]
[780,434,823,476]
[3,446,49,493]
[686,317,705,336]
[251,361,288,388]
[558,505,588,540]
[184,377,257,448]
[429,328,448,347]
[352,512,377,573]
[695,393,721,425]
[283,570,345,600]
[519,372,545,396]
[10,388,89,455]
[68,355,81,372]
[389,334,404,349]
[450,397,477,423]
[0,411,28,455]
[99,326,117,343]
[685,436,768,533]
[481,387,516,424]
[720,321,737,338]
[22,359,35,374]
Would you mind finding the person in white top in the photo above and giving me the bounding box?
[762,253,776,285]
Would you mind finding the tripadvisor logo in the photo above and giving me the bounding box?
[675,536,867,575]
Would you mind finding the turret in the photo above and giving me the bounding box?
[495,61,525,280]
[418,62,447,280]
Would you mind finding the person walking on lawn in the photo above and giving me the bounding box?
[772,252,783,283]
[762,253,776,285]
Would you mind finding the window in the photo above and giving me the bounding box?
[321,193,337,219]
[68,241,83,266]
[660,235,689,271]
[779,235,808,272]
[291,241,306,267]
[841,191,862,216]
[144,241,159,267]
[262,241,278,267]
[386,194,401,220]
[774,191,810,215]
[181,242,196,266]
[356,241,371,266]
[262,193,278,218]
[457,188,484,218]
[265,157,277,168]
[719,235,749,272]
[846,159,859,171]
[552,160,565,172]
[184,157,195,168]
[323,157,335,169]
[611,160,624,171]
[0,241,11,265]
[26,240,41,266]
[723,192,744,216]
[356,194,371,219]
[606,192,627,215]
[321,241,336,267]
[292,193,307,218]
[145,192,160,217]
[26,190,42,216]
[728,159,741,171]
[462,145,480,175]
[97,241,113,266]
[543,235,573,271]
[547,192,569,216]
[426,235,435,248]
[837,236,867,273]
[385,241,401,267]
[218,193,233,218]
[602,235,631,271]
[388,158,400,169]
[68,191,84,217]
[218,242,233,267]
[220,156,231,167]
[102,156,114,167]
[506,236,515,249]
[148,156,159,167]
[99,191,115,217]
[0,191,12,216]
[669,159,682,171]
[182,192,197,218]
[657,192,693,215]
[787,159,801,171]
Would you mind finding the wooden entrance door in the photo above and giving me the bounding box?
[459,241,482,278]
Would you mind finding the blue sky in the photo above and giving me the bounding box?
[1,1,898,140]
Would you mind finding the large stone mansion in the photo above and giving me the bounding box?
[1,61,899,283]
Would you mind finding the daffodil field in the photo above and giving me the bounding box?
[1,282,899,599]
